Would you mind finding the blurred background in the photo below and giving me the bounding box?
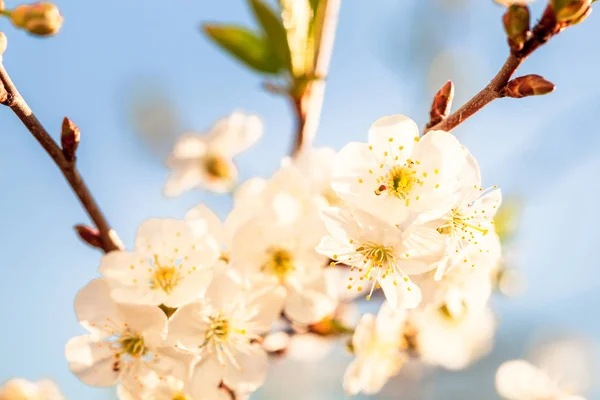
[1,0,599,398]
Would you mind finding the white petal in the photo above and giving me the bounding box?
[65,335,118,387]
[379,274,422,309]
[343,358,368,396]
[74,278,124,337]
[375,301,407,342]
[352,314,376,355]
[119,305,168,348]
[206,112,263,156]
[204,266,243,310]
[222,345,269,394]
[135,218,195,259]
[188,357,227,400]
[367,114,418,161]
[496,360,561,400]
[185,203,225,244]
[167,303,209,349]
[98,251,151,288]
[246,280,287,333]
[169,134,208,160]
[284,277,337,325]
[163,164,203,198]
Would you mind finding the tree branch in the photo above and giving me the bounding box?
[425,5,563,133]
[0,61,122,253]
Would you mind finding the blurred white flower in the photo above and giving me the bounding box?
[331,115,472,225]
[412,306,496,370]
[65,279,184,392]
[496,360,585,400]
[0,378,64,400]
[284,147,345,207]
[168,266,285,395]
[231,208,337,324]
[99,218,218,308]
[164,112,263,196]
[415,232,501,316]
[317,206,446,309]
[117,372,231,400]
[343,302,408,396]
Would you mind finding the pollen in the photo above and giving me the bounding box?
[204,154,231,179]
[262,247,295,282]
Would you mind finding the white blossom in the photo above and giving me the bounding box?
[65,279,184,392]
[99,218,218,308]
[330,115,473,225]
[284,147,345,207]
[167,266,285,395]
[411,306,496,370]
[164,112,263,196]
[0,378,64,400]
[496,360,585,400]
[415,232,501,316]
[317,206,446,309]
[343,302,408,396]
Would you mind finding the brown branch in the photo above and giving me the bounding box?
[425,5,563,133]
[0,61,122,253]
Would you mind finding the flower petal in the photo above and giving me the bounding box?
[368,114,418,162]
[379,273,422,309]
[65,335,118,387]
[135,218,195,259]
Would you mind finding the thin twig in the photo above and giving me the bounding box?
[425,5,562,133]
[0,62,121,253]
[290,0,340,157]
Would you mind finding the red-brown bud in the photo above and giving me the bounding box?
[504,74,556,98]
[10,2,63,36]
[427,80,454,128]
[74,225,103,249]
[61,117,80,161]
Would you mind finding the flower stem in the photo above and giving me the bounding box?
[425,4,562,133]
[0,62,122,253]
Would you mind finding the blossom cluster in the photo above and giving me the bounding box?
[62,112,505,398]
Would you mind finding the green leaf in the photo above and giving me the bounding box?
[309,0,320,13]
[202,23,280,74]
[249,0,292,74]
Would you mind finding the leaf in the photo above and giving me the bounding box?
[202,23,280,74]
[249,0,292,74]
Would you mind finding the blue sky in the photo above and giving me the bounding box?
[0,0,599,399]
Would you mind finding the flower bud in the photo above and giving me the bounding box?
[10,2,63,36]
[504,74,556,98]
[503,5,530,51]
[74,225,103,249]
[552,0,592,23]
[61,117,80,161]
[427,80,454,128]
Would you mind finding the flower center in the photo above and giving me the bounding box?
[204,154,230,179]
[356,242,395,267]
[149,255,181,294]
[262,247,295,281]
[172,394,188,400]
[375,165,419,203]
[119,334,146,358]
[436,209,489,237]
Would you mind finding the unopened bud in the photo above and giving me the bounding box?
[427,80,454,128]
[61,117,80,160]
[503,5,530,51]
[0,32,6,56]
[10,2,63,36]
[504,74,556,98]
[552,0,592,23]
[74,225,103,249]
